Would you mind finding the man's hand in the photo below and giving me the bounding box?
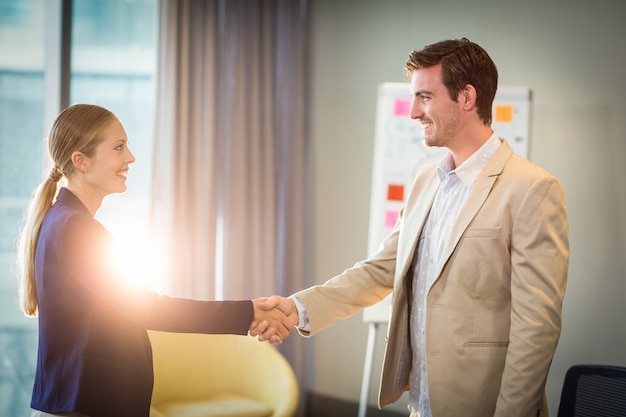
[250,296,298,344]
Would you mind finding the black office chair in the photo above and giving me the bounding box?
[557,364,626,417]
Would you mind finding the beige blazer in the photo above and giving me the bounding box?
[295,140,569,417]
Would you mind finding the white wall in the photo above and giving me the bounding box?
[308,0,626,415]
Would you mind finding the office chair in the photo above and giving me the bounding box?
[148,331,298,417]
[557,364,626,417]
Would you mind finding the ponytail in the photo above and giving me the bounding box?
[16,168,63,317]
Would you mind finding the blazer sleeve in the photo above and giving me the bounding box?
[61,212,253,335]
[293,208,402,336]
[495,173,569,416]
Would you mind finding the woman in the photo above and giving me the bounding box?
[16,104,288,417]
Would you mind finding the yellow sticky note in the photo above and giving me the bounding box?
[495,105,514,122]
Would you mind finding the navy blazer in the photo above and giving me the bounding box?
[31,188,253,417]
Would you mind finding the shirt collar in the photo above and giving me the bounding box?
[437,132,502,186]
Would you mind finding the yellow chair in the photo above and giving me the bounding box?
[148,331,298,417]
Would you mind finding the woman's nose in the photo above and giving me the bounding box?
[127,148,136,163]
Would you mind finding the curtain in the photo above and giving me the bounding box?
[152,0,309,414]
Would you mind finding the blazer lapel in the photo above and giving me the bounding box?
[433,140,513,280]
[395,165,440,282]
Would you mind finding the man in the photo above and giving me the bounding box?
[253,38,569,417]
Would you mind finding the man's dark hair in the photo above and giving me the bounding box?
[405,38,498,125]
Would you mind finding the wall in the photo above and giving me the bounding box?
[308,0,626,415]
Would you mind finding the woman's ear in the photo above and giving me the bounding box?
[71,151,89,173]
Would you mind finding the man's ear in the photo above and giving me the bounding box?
[71,151,89,173]
[460,84,477,110]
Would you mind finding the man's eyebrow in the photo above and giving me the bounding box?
[412,89,431,97]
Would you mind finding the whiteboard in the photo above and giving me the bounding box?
[363,83,531,323]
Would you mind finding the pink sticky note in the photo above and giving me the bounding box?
[393,99,410,116]
[385,210,399,228]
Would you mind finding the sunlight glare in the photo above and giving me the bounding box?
[110,228,165,294]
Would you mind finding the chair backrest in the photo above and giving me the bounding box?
[557,364,626,417]
[148,331,299,417]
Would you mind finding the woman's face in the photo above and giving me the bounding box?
[83,118,136,197]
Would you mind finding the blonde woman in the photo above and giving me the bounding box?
[17,104,290,417]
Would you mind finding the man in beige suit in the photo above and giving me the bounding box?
[253,38,569,417]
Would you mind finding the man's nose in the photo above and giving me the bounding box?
[409,98,423,120]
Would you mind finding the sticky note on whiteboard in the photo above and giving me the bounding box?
[495,105,514,122]
[393,99,411,116]
[385,210,399,228]
[387,184,404,201]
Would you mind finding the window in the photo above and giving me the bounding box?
[71,0,160,290]
[0,0,46,327]
[0,0,157,414]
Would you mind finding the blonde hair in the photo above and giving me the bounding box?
[16,104,117,316]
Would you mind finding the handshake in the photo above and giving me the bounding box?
[249,296,299,345]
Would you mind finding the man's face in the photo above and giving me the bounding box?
[409,64,463,149]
